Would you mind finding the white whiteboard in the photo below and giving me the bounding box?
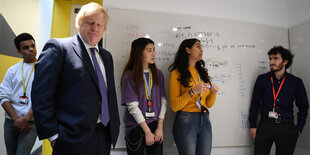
[290,19,310,148]
[105,8,289,148]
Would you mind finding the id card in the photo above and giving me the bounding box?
[195,100,202,110]
[19,96,29,104]
[145,112,155,119]
[268,111,278,119]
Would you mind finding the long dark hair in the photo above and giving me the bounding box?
[169,38,210,87]
[121,37,159,94]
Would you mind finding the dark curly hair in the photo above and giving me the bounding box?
[268,46,294,69]
[169,38,210,87]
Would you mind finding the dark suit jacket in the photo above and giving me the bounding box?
[31,35,120,153]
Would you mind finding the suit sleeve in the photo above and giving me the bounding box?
[31,39,64,140]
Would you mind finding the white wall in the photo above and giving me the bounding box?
[36,0,53,56]
[104,0,289,28]
[286,0,310,28]
[0,0,39,37]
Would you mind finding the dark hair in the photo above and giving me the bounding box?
[121,37,159,94]
[169,38,210,87]
[268,46,294,69]
[14,33,35,50]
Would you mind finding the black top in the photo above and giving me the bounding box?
[249,71,309,132]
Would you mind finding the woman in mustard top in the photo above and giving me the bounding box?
[169,38,219,155]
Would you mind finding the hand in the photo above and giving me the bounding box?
[23,123,31,132]
[51,139,57,148]
[250,128,257,139]
[144,131,155,146]
[154,127,163,143]
[210,84,219,94]
[13,117,30,132]
[192,83,210,94]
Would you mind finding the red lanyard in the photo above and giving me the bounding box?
[271,76,286,109]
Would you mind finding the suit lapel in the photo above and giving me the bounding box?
[72,35,99,86]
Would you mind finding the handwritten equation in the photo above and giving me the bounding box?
[235,64,245,97]
[207,60,228,69]
[202,43,255,52]
[156,50,176,57]
[240,113,249,130]
[174,27,256,52]
[175,31,220,40]
[258,60,268,71]
[155,57,170,61]
[210,73,232,84]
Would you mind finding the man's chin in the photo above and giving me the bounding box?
[86,37,101,46]
[270,67,277,72]
[270,69,280,72]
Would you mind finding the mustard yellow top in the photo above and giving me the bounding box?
[169,67,217,112]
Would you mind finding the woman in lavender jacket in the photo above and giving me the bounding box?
[121,37,167,155]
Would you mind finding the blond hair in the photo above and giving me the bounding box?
[75,2,109,29]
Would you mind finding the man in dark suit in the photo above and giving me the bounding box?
[31,2,120,155]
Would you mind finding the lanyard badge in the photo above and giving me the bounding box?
[268,76,286,119]
[19,96,29,104]
[268,109,278,119]
[19,62,35,104]
[143,71,155,119]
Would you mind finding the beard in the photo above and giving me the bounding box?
[270,62,285,72]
